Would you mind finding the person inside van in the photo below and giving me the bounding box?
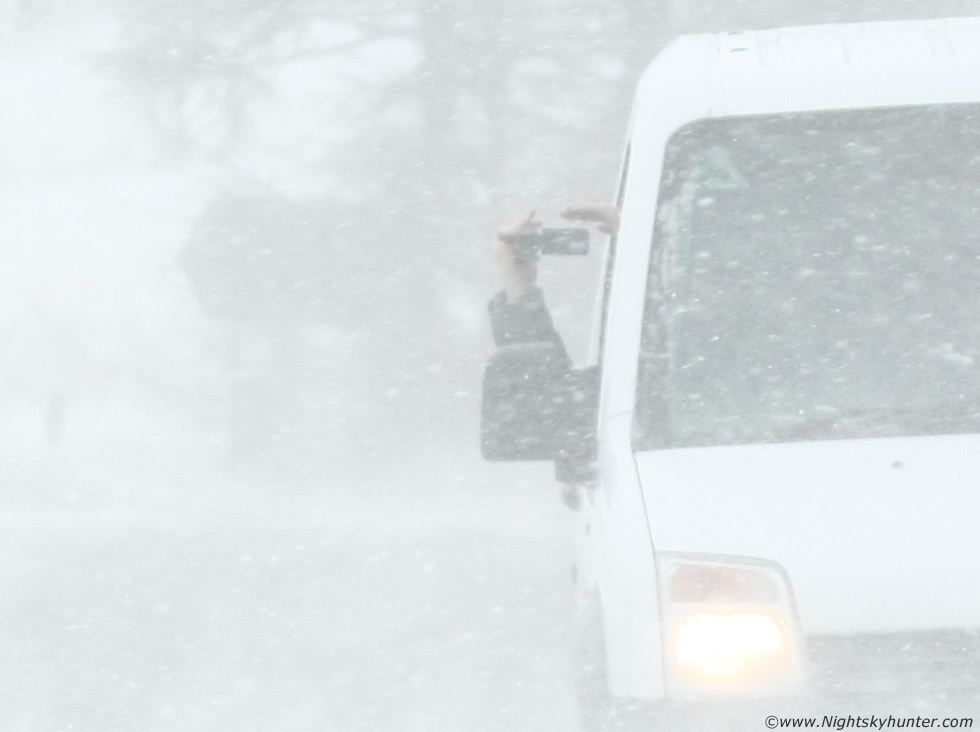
[488,205,619,355]
[487,205,619,496]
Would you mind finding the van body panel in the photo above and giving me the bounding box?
[630,20,980,131]
[594,414,664,698]
[636,435,980,635]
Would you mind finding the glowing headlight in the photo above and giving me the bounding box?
[658,554,803,694]
[674,611,792,682]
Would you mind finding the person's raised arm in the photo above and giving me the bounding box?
[493,209,540,303]
[488,210,568,359]
[487,204,619,353]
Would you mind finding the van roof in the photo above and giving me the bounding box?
[635,16,980,123]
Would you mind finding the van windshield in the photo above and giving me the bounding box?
[635,104,980,449]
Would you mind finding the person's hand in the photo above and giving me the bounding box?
[493,210,541,302]
[561,204,620,235]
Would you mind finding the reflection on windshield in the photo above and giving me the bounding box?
[636,104,980,449]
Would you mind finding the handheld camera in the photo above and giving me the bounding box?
[499,228,590,261]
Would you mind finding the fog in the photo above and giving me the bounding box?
[3,1,980,730]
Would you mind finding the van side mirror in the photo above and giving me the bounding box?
[481,343,597,462]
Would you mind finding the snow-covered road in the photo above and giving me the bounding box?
[0,457,581,731]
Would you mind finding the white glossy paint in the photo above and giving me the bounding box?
[637,435,980,634]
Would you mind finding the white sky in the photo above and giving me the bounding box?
[0,10,201,393]
[0,8,145,172]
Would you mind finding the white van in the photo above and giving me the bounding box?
[482,16,980,731]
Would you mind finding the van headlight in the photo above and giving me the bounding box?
[659,554,803,695]
[675,611,792,678]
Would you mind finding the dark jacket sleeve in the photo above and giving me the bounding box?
[488,287,569,363]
